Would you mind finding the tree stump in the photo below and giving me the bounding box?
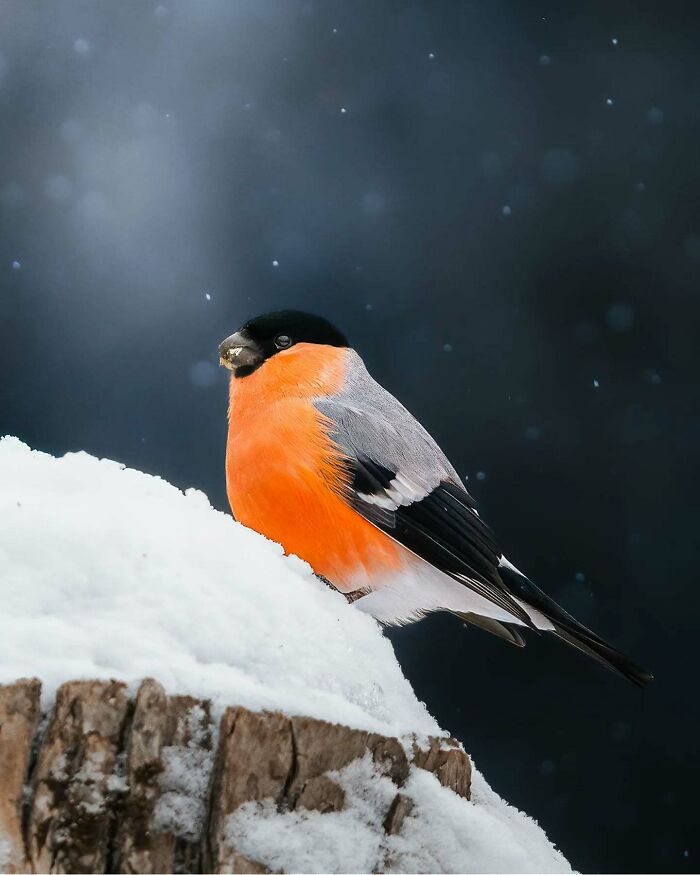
[0,679,471,874]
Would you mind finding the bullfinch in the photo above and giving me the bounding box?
[219,310,652,685]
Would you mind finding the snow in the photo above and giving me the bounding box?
[0,437,571,873]
[153,704,216,841]
[0,436,436,737]
[226,755,570,874]
[0,837,10,871]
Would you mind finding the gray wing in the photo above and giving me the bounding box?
[314,351,535,626]
[315,350,462,496]
[315,353,655,682]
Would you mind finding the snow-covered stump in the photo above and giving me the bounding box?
[0,438,571,873]
[0,678,471,874]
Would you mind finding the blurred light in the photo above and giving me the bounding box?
[443,343,453,352]
[73,38,92,56]
[606,97,614,106]
[361,191,387,215]
[647,106,664,125]
[272,259,279,267]
[539,54,551,66]
[11,261,21,270]
[501,204,512,216]
[476,471,486,481]
[541,149,579,186]
[593,379,600,388]
[524,425,541,441]
[605,303,635,332]
[611,37,619,46]
[189,361,218,388]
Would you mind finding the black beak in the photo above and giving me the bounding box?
[218,331,263,372]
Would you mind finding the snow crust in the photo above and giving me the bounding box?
[0,437,571,873]
[227,756,570,874]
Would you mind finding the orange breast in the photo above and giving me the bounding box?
[225,344,403,590]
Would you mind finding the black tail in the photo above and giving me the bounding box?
[498,564,653,687]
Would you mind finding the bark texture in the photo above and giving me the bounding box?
[0,678,471,874]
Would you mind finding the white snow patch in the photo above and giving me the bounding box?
[0,836,11,871]
[226,755,571,874]
[153,704,216,840]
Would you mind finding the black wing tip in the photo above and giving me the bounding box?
[622,661,655,688]
[552,621,654,687]
[497,563,654,687]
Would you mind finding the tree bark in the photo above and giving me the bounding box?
[0,679,471,874]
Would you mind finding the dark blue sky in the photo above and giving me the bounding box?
[1,2,698,870]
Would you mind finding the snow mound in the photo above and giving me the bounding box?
[0,436,435,736]
[0,437,571,873]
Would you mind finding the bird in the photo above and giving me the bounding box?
[219,310,652,686]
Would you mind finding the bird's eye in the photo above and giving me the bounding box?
[275,334,292,349]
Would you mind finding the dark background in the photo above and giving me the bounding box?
[1,1,698,870]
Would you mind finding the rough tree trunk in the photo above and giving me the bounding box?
[0,679,471,874]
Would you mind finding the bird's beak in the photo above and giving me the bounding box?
[218,331,263,372]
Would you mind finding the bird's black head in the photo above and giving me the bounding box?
[219,310,349,377]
